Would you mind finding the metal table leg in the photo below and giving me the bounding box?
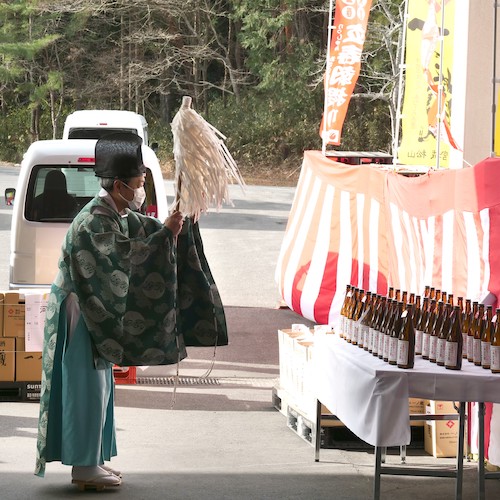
[478,402,485,500]
[315,399,321,462]
[374,446,382,500]
[455,402,466,500]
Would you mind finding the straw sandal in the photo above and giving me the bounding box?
[71,467,122,491]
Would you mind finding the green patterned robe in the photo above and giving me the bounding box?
[36,196,227,476]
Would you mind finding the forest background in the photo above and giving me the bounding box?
[0,0,404,185]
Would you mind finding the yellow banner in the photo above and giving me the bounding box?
[399,0,459,167]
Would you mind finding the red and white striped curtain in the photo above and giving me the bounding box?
[276,152,500,327]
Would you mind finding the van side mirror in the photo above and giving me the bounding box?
[5,188,15,206]
[151,142,159,153]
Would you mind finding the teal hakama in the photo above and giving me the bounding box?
[45,306,116,466]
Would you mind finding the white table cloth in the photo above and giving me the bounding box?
[314,332,500,447]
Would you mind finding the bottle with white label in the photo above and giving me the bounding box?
[481,305,493,369]
[382,299,395,362]
[360,292,373,351]
[473,304,485,366]
[389,302,404,365]
[413,295,423,355]
[352,289,366,347]
[430,301,445,363]
[422,299,436,360]
[461,299,472,359]
[376,296,388,359]
[345,287,358,343]
[397,304,415,369]
[445,305,463,370]
[369,295,380,356]
[339,284,351,338]
[437,303,452,366]
[467,301,479,362]
[491,308,500,374]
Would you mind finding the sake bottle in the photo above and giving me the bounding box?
[481,305,493,369]
[473,304,485,366]
[437,303,453,366]
[467,301,479,362]
[372,295,385,357]
[352,289,366,346]
[445,305,463,370]
[376,296,388,359]
[345,287,358,343]
[383,299,395,362]
[359,292,372,350]
[491,309,500,374]
[339,284,351,338]
[422,299,437,360]
[366,294,378,353]
[389,301,404,365]
[415,296,428,356]
[461,299,472,359]
[397,303,416,369]
[430,301,445,363]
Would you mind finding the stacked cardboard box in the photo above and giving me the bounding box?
[277,327,319,419]
[1,292,43,382]
[424,400,459,458]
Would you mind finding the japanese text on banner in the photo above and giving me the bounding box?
[321,0,372,147]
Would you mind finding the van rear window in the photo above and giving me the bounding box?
[25,165,158,222]
[25,166,100,222]
[68,128,139,140]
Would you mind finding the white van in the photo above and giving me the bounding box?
[6,139,168,289]
[63,110,151,146]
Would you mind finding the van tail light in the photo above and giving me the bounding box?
[77,157,95,163]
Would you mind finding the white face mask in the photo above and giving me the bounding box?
[119,182,146,211]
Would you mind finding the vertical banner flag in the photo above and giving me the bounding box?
[398,0,461,167]
[321,0,373,148]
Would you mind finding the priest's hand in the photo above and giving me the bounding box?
[165,211,184,237]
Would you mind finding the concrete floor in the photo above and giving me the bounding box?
[1,306,500,499]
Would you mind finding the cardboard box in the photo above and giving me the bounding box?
[15,338,42,382]
[0,337,16,382]
[4,292,25,338]
[0,293,4,336]
[424,400,459,458]
[409,397,426,427]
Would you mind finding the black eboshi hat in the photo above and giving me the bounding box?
[94,132,146,179]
